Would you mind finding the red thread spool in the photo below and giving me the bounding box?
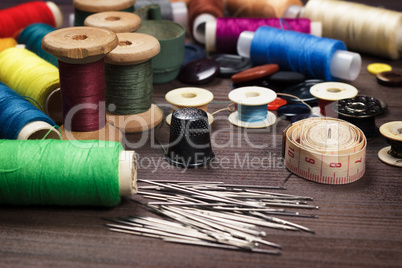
[42,27,123,141]
[0,1,62,38]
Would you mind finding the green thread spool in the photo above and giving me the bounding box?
[73,0,135,26]
[105,32,163,133]
[0,140,137,207]
[134,4,162,21]
[136,20,185,84]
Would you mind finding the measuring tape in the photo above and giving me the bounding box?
[283,117,367,184]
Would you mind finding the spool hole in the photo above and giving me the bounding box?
[327,88,342,93]
[119,41,132,46]
[348,102,366,111]
[182,93,197,98]
[105,16,121,21]
[245,92,260,98]
[397,128,402,135]
[72,35,88,41]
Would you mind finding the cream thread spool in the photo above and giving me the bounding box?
[228,86,277,128]
[165,87,214,125]
[119,150,138,196]
[283,117,367,184]
[310,82,358,117]
[42,27,123,142]
[378,121,402,168]
[105,32,163,133]
[84,11,142,33]
[46,1,64,29]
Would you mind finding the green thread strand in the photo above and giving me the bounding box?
[0,140,123,207]
[105,60,153,115]
[74,6,135,26]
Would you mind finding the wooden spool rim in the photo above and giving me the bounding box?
[84,11,142,33]
[73,0,135,13]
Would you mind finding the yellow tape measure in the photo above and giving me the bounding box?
[283,117,367,184]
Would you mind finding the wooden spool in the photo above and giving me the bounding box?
[105,32,163,133]
[84,11,142,33]
[42,27,122,141]
[73,0,135,13]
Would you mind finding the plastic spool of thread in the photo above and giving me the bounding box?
[0,38,17,52]
[333,95,383,139]
[0,47,62,124]
[284,117,367,184]
[299,0,402,60]
[224,0,302,18]
[228,86,277,128]
[84,11,141,33]
[310,82,358,117]
[42,27,122,142]
[17,23,58,66]
[238,26,362,82]
[165,87,214,125]
[0,140,137,206]
[0,82,60,140]
[188,0,224,44]
[73,0,135,26]
[136,20,185,84]
[378,121,402,168]
[135,0,188,28]
[0,1,63,38]
[105,33,163,133]
[206,17,322,54]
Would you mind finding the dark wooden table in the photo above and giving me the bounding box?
[1,1,401,267]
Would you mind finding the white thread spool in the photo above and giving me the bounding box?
[165,87,214,125]
[228,86,277,128]
[378,121,402,168]
[17,121,60,140]
[46,2,63,28]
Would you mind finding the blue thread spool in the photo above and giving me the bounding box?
[228,86,277,128]
[0,82,60,139]
[237,26,361,81]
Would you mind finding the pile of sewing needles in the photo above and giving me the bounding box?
[104,179,319,255]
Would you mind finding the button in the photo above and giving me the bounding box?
[178,58,219,85]
[376,71,402,87]
[291,113,319,123]
[183,43,206,65]
[211,54,252,78]
[281,79,324,106]
[268,97,287,111]
[231,64,279,84]
[268,71,306,92]
[367,63,392,75]
[277,104,311,120]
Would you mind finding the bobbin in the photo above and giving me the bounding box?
[84,11,141,33]
[310,82,358,117]
[42,26,122,142]
[165,87,214,125]
[46,2,64,29]
[332,95,383,139]
[17,121,60,140]
[237,30,361,81]
[378,121,402,168]
[228,86,277,128]
[105,32,163,133]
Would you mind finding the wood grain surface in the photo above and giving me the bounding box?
[1,1,401,267]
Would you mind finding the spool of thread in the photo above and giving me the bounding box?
[378,121,402,167]
[134,4,163,21]
[84,12,141,33]
[17,23,57,66]
[105,33,164,133]
[237,26,362,81]
[228,86,277,128]
[284,117,367,184]
[188,0,224,44]
[0,1,62,38]
[0,82,60,140]
[136,20,185,84]
[73,0,135,26]
[165,87,214,125]
[42,27,122,141]
[0,38,17,52]
[299,0,402,60]
[135,0,188,28]
[206,17,321,53]
[224,0,302,18]
[309,82,358,117]
[0,140,137,206]
[333,95,383,139]
[0,47,62,124]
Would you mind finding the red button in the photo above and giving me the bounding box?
[231,64,279,83]
[268,97,287,111]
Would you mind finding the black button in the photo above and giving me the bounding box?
[178,58,219,85]
[183,43,206,66]
[376,71,402,87]
[268,71,306,92]
[277,104,311,120]
[211,54,252,78]
[281,79,324,106]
